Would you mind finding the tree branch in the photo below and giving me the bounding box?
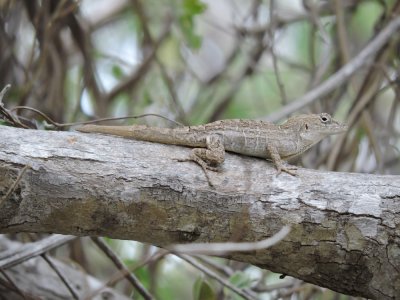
[0,236,132,300]
[0,125,399,299]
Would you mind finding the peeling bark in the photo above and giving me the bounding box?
[0,125,399,299]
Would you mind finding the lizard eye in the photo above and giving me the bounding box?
[320,114,330,123]
[305,123,309,130]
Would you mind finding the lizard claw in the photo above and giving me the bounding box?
[174,158,189,162]
[204,165,220,172]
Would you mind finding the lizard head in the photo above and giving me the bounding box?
[281,113,348,146]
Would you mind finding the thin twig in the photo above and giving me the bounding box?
[84,249,168,300]
[209,33,266,121]
[90,237,154,300]
[327,2,400,169]
[193,255,234,277]
[0,84,30,129]
[266,16,400,122]
[105,16,172,103]
[303,0,331,45]
[0,165,30,209]
[334,0,351,64]
[0,235,77,269]
[0,84,11,105]
[268,0,288,105]
[41,254,80,300]
[176,254,258,300]
[10,106,185,127]
[0,268,28,299]
[169,226,290,255]
[131,0,187,124]
[235,0,360,35]
[327,60,389,169]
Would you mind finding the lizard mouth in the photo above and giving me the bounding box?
[327,122,348,134]
[336,123,348,133]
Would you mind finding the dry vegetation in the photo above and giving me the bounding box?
[0,0,399,299]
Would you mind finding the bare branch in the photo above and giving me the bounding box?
[0,126,398,299]
[0,235,76,269]
[91,237,155,300]
[169,226,290,255]
[266,16,400,122]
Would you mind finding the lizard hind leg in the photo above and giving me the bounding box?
[178,134,225,186]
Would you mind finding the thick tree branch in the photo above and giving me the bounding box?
[0,125,399,299]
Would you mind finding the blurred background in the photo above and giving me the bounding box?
[0,0,399,299]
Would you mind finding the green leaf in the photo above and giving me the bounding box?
[178,0,207,49]
[142,88,153,106]
[111,65,124,79]
[193,277,216,300]
[229,271,253,288]
[179,15,203,49]
[222,272,255,300]
[134,266,151,290]
[183,0,207,16]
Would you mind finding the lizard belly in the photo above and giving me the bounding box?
[223,136,268,158]
[222,135,300,159]
[228,147,267,158]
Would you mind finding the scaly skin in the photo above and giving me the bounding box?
[76,113,348,186]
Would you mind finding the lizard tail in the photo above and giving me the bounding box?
[76,124,201,146]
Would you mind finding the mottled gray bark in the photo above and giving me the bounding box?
[0,125,399,299]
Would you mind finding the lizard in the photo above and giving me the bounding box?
[76,113,348,186]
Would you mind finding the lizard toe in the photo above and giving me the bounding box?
[205,165,220,172]
[275,165,297,176]
[282,167,297,176]
[174,158,191,163]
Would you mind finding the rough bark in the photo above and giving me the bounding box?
[0,125,399,299]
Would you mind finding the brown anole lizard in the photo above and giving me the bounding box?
[76,113,347,186]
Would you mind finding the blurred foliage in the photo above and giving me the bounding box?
[179,0,207,49]
[1,0,400,299]
[193,277,215,300]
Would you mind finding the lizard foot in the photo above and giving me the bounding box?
[276,164,298,176]
[175,158,220,172]
[174,158,218,187]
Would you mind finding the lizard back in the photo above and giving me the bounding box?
[77,119,299,158]
[197,119,298,158]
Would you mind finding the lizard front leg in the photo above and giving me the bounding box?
[266,144,297,176]
[178,134,225,186]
